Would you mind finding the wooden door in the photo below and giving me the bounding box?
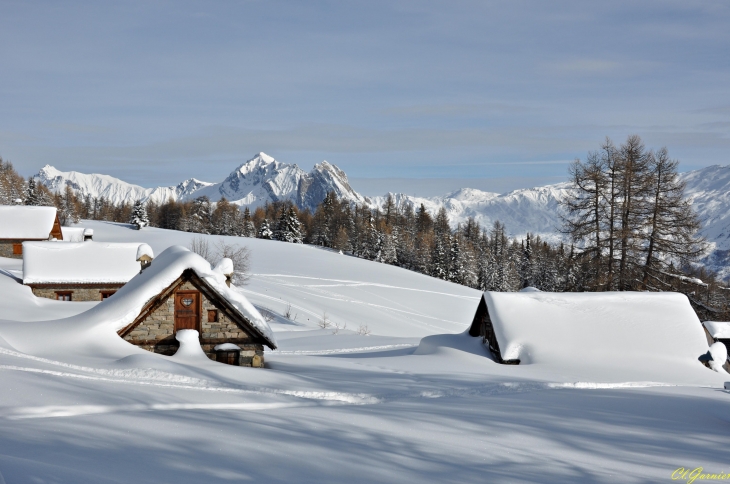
[174,291,201,332]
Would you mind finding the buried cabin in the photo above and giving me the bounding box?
[115,251,276,367]
[22,241,145,301]
[0,206,63,258]
[468,289,715,369]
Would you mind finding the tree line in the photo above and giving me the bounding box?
[2,136,729,320]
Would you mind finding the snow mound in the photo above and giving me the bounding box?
[214,343,241,351]
[709,342,728,373]
[213,257,233,275]
[415,331,493,359]
[171,330,209,362]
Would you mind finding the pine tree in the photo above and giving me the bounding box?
[130,199,150,230]
[25,178,42,206]
[258,219,273,239]
[242,207,257,238]
[188,196,212,234]
[275,206,303,243]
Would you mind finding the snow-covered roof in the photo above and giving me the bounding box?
[23,241,143,284]
[60,227,86,242]
[103,246,276,348]
[0,206,57,239]
[478,291,709,366]
[703,321,730,339]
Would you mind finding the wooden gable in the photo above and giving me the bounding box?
[468,295,519,365]
[50,213,63,240]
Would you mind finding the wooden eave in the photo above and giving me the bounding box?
[0,238,47,243]
[25,282,125,289]
[118,269,276,349]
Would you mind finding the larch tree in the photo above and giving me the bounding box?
[640,148,706,289]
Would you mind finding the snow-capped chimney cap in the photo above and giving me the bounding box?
[83,228,94,241]
[136,244,154,271]
[213,257,234,276]
[13,198,22,205]
[213,257,234,287]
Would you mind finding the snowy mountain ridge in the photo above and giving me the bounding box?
[36,153,369,212]
[35,155,730,276]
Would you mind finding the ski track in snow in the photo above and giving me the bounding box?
[270,344,417,355]
[241,281,466,330]
[0,364,380,405]
[0,376,681,420]
[251,274,478,300]
[3,402,302,420]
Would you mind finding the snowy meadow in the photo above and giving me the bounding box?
[0,221,728,483]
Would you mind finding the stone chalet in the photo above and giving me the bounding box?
[23,241,144,301]
[0,206,63,258]
[114,246,276,367]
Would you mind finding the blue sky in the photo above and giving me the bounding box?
[1,1,729,195]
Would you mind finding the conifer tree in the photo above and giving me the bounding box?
[258,219,273,239]
[275,206,303,243]
[130,199,150,230]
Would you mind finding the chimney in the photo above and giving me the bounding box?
[213,258,234,287]
[136,244,154,272]
[83,228,94,241]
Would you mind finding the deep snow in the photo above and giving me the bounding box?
[0,221,728,484]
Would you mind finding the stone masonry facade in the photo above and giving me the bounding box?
[0,241,26,259]
[30,285,121,301]
[122,281,264,367]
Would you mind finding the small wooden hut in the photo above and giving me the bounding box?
[0,206,63,258]
[468,290,712,368]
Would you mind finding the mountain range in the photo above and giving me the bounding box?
[35,152,730,278]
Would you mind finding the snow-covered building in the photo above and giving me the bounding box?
[23,241,143,301]
[702,321,730,370]
[468,291,712,369]
[0,206,63,258]
[60,226,93,242]
[116,246,276,367]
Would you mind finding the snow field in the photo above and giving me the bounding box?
[0,220,728,483]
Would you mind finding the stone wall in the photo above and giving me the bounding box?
[0,241,22,259]
[122,281,265,367]
[31,285,121,301]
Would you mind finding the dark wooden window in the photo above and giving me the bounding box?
[216,350,240,366]
[12,244,22,255]
[208,309,218,322]
[100,291,116,300]
[56,292,72,301]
